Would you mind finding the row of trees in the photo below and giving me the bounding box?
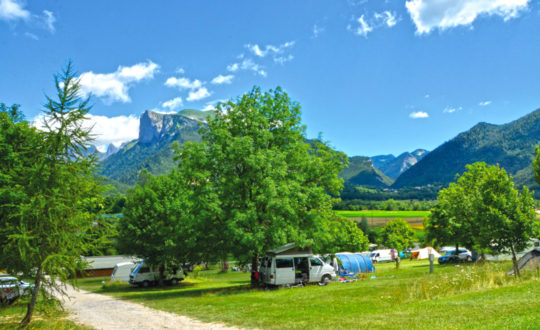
[116,87,369,283]
[425,162,538,277]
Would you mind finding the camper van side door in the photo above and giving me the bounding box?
[308,257,324,282]
[275,258,295,285]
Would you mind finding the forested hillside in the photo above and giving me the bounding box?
[393,108,540,189]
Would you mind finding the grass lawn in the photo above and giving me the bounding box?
[78,260,540,329]
[0,297,86,329]
[336,210,430,218]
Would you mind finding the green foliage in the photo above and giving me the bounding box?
[338,184,440,206]
[533,145,540,186]
[426,162,537,276]
[176,87,348,269]
[379,218,415,251]
[117,171,194,275]
[0,62,103,325]
[316,216,369,253]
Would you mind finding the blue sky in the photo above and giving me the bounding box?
[1,0,540,156]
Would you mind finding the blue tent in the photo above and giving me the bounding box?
[336,253,375,275]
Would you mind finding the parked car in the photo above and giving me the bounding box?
[110,262,137,282]
[438,248,473,264]
[0,276,20,305]
[129,261,184,287]
[0,276,34,305]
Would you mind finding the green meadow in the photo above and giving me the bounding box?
[76,260,540,329]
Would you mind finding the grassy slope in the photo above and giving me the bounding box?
[78,260,539,329]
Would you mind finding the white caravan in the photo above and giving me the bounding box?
[259,243,336,286]
[110,262,136,282]
[129,261,184,287]
[370,249,394,263]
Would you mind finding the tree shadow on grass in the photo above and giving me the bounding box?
[115,283,255,302]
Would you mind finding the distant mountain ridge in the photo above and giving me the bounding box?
[370,149,428,179]
[99,109,214,185]
[340,156,393,187]
[393,108,540,189]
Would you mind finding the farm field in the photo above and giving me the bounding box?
[336,210,430,218]
[77,260,540,329]
[336,210,428,230]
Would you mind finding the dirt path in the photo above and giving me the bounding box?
[56,284,239,330]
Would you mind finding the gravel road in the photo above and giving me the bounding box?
[57,284,239,330]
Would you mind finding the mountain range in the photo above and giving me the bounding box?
[393,108,540,189]
[98,108,540,195]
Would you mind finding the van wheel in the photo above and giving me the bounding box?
[466,256,472,262]
[171,278,179,285]
[142,280,150,288]
[320,275,331,285]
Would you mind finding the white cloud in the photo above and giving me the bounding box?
[211,74,234,85]
[187,87,211,102]
[375,11,398,27]
[443,106,462,113]
[226,63,239,72]
[405,0,530,34]
[0,1,56,34]
[24,32,37,40]
[42,10,55,33]
[202,99,228,111]
[164,77,202,90]
[175,67,185,74]
[274,55,294,65]
[78,61,159,104]
[350,11,399,37]
[478,100,492,106]
[312,24,325,38]
[353,15,373,37]
[33,113,139,152]
[0,0,29,21]
[162,97,183,111]
[245,41,295,58]
[409,111,429,118]
[227,58,267,77]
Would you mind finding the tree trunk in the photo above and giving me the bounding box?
[21,265,42,327]
[158,265,165,287]
[510,245,520,278]
[250,254,259,285]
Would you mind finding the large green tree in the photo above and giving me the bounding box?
[380,218,415,251]
[117,170,195,285]
[176,87,347,279]
[426,162,536,276]
[0,63,102,325]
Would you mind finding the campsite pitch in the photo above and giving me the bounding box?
[78,260,540,329]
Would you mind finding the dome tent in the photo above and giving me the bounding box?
[336,252,375,275]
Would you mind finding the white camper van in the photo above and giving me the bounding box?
[110,262,136,282]
[370,249,394,263]
[259,243,336,286]
[129,261,184,287]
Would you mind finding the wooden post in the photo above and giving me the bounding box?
[429,247,434,274]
